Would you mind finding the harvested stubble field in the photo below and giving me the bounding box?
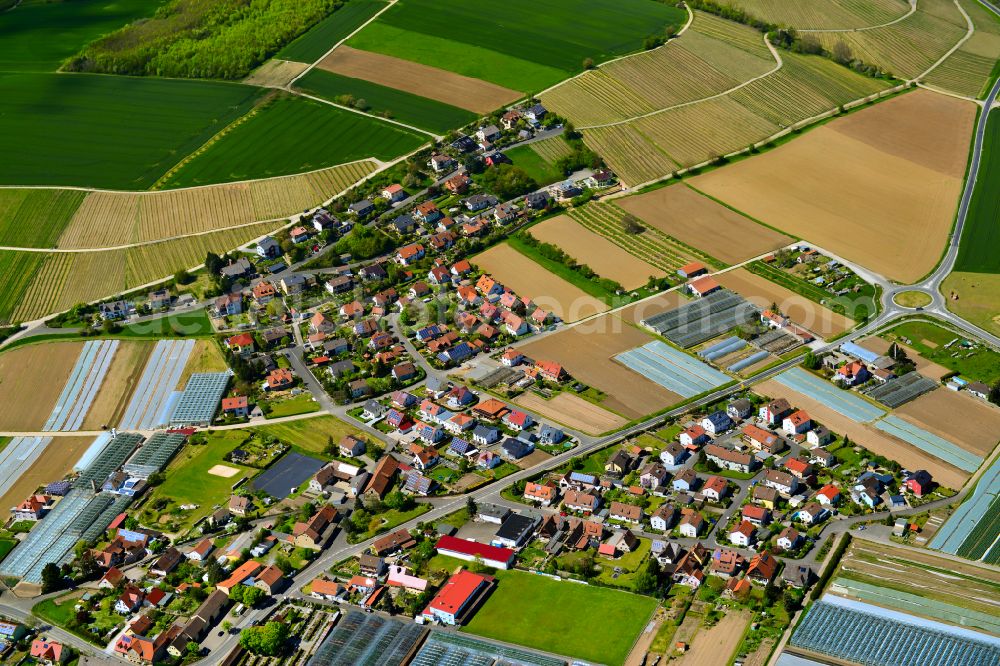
[0,342,83,431]
[473,243,608,323]
[895,389,1000,458]
[568,203,710,273]
[529,215,665,289]
[858,337,950,380]
[317,46,521,114]
[812,0,968,81]
[757,378,969,488]
[56,161,377,249]
[543,12,776,125]
[0,437,94,516]
[516,314,681,419]
[8,221,278,322]
[716,268,854,338]
[515,391,626,435]
[617,184,791,264]
[693,90,975,283]
[724,0,910,29]
[81,342,152,431]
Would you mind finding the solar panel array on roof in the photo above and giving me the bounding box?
[123,432,186,479]
[169,372,230,426]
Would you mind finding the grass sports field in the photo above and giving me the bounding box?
[463,569,656,665]
[693,91,974,283]
[276,0,387,63]
[0,73,263,189]
[294,68,476,133]
[346,0,686,92]
[160,93,424,188]
[955,109,1000,273]
[0,0,162,72]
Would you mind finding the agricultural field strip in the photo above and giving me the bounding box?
[118,340,195,430]
[875,415,983,472]
[831,577,1000,635]
[798,0,918,31]
[776,367,987,472]
[44,340,119,432]
[0,437,53,503]
[615,341,730,398]
[930,456,1000,554]
[574,22,783,130]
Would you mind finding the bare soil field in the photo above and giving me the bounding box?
[208,464,240,478]
[857,336,950,380]
[82,341,152,431]
[757,378,968,488]
[673,610,750,666]
[618,184,791,264]
[827,91,974,178]
[474,243,609,323]
[244,59,310,87]
[716,267,854,338]
[0,436,94,511]
[692,93,974,283]
[0,342,82,431]
[517,314,680,419]
[318,46,521,114]
[896,388,1000,457]
[616,291,684,325]
[516,449,552,470]
[529,215,665,289]
[515,391,627,435]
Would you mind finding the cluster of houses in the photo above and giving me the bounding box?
[355,379,569,496]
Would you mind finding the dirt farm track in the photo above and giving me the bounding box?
[693,90,975,283]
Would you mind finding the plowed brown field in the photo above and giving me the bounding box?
[618,184,791,264]
[896,389,1000,457]
[516,392,627,435]
[0,342,83,431]
[318,46,521,113]
[693,91,975,283]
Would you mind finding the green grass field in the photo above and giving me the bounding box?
[884,319,1000,384]
[277,0,387,63]
[294,68,476,133]
[0,252,46,324]
[463,569,657,665]
[502,144,564,185]
[0,73,263,189]
[347,0,685,91]
[160,93,425,187]
[0,189,85,248]
[151,431,257,508]
[265,393,321,418]
[0,0,164,72]
[955,109,1000,273]
[254,414,367,456]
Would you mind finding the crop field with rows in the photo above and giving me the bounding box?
[527,136,574,165]
[567,202,716,273]
[0,190,86,248]
[812,0,968,81]
[581,125,678,185]
[55,160,375,250]
[924,0,1000,98]
[0,253,46,324]
[7,221,279,322]
[724,0,910,30]
[541,12,775,126]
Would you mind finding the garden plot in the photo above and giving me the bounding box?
[617,184,792,265]
[641,290,758,348]
[118,340,195,430]
[615,341,730,398]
